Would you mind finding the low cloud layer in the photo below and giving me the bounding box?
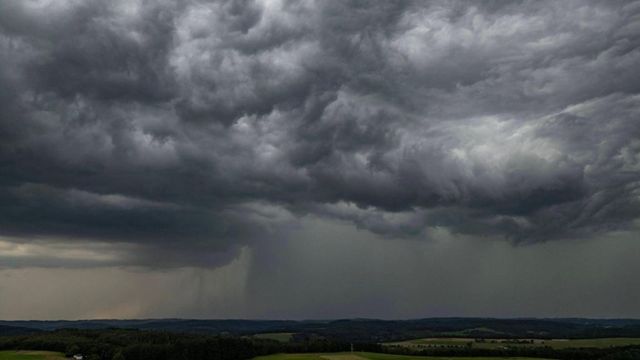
[1,0,640,268]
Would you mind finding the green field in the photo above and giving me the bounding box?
[385,337,640,350]
[253,352,555,360]
[0,351,65,360]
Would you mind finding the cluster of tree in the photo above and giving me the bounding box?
[598,348,640,359]
[1,328,639,360]
[381,342,640,360]
[5,318,640,342]
[0,328,357,360]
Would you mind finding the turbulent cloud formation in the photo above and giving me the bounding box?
[1,0,640,268]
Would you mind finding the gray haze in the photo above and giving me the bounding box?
[0,0,639,318]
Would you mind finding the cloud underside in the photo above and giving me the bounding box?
[1,0,639,267]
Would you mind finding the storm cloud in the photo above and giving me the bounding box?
[1,0,640,269]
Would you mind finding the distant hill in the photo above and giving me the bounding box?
[0,324,41,336]
[2,318,640,342]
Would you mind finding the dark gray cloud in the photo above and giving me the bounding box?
[0,0,639,267]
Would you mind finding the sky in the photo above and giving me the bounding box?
[0,0,639,320]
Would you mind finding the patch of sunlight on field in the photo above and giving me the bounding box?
[0,351,66,360]
[253,351,557,360]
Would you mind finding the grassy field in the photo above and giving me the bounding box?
[385,337,640,350]
[0,351,66,360]
[253,352,556,360]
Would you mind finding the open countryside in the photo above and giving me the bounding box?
[253,352,556,360]
[385,337,640,350]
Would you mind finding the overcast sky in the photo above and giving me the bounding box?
[1,0,640,320]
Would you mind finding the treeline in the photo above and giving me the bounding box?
[5,318,640,342]
[2,328,640,360]
[0,328,360,360]
[382,342,640,360]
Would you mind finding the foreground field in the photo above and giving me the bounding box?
[385,337,640,350]
[0,351,65,360]
[253,352,556,360]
